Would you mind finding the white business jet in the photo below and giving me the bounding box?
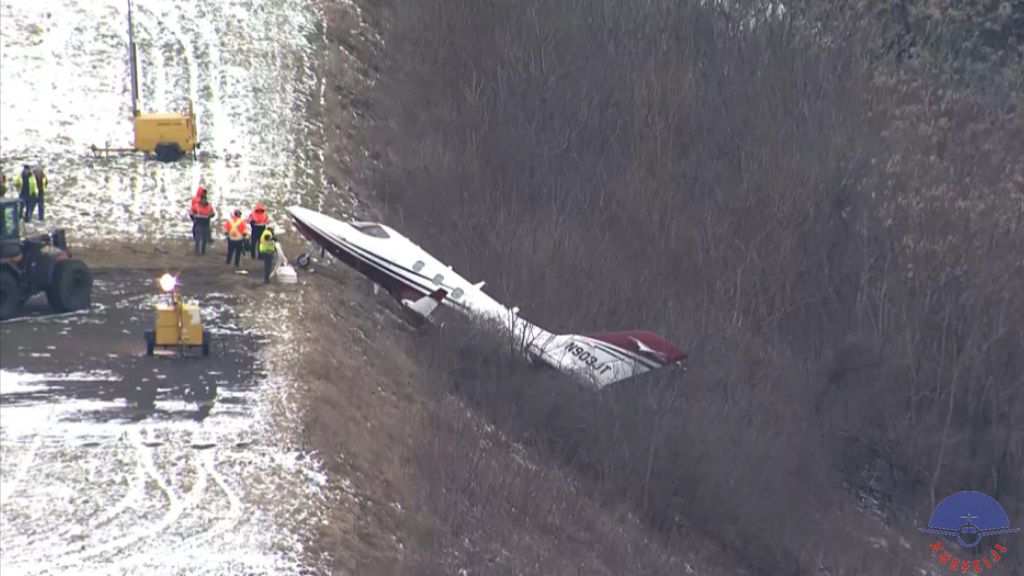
[287,206,686,389]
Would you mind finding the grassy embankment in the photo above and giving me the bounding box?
[317,1,1024,573]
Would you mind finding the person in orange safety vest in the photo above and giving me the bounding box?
[246,203,271,260]
[223,209,249,268]
[192,195,216,255]
[189,186,213,244]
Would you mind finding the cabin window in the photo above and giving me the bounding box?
[432,274,444,285]
[351,222,390,239]
[451,288,463,299]
[412,260,425,272]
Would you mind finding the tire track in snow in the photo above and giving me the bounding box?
[185,448,244,550]
[0,434,42,505]
[89,436,146,530]
[155,2,206,195]
[183,0,237,205]
[46,428,202,568]
[132,2,202,192]
[117,3,171,231]
[0,434,45,570]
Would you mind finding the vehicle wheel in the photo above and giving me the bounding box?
[47,259,93,312]
[297,253,311,269]
[0,269,21,320]
[145,330,155,356]
[154,142,184,162]
[201,332,210,356]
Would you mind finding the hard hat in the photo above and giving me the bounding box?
[255,203,265,211]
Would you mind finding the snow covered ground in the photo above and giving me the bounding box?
[0,0,329,240]
[1,1,338,571]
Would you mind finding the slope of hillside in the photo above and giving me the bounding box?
[305,1,744,573]
[312,0,1023,574]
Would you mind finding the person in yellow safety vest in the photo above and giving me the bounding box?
[258,225,277,283]
[223,209,249,268]
[12,165,38,222]
[32,165,47,220]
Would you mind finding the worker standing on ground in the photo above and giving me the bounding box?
[258,225,277,283]
[14,165,38,222]
[32,165,47,221]
[189,185,203,240]
[190,185,212,243]
[246,203,270,260]
[224,209,249,268]
[193,195,215,255]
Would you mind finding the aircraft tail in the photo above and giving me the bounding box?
[534,329,687,388]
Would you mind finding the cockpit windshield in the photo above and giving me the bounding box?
[351,222,390,239]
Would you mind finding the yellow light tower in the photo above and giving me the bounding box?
[144,273,210,356]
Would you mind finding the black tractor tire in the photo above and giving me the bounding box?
[201,331,211,356]
[145,330,156,356]
[46,259,93,312]
[0,269,21,320]
[154,143,185,162]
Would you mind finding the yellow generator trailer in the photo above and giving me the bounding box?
[144,274,210,357]
[133,104,198,162]
[93,1,199,162]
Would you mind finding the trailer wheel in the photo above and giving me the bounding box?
[155,142,185,162]
[297,253,311,268]
[1,269,21,320]
[47,259,93,312]
[145,331,155,356]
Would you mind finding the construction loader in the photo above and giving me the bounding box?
[0,198,93,319]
